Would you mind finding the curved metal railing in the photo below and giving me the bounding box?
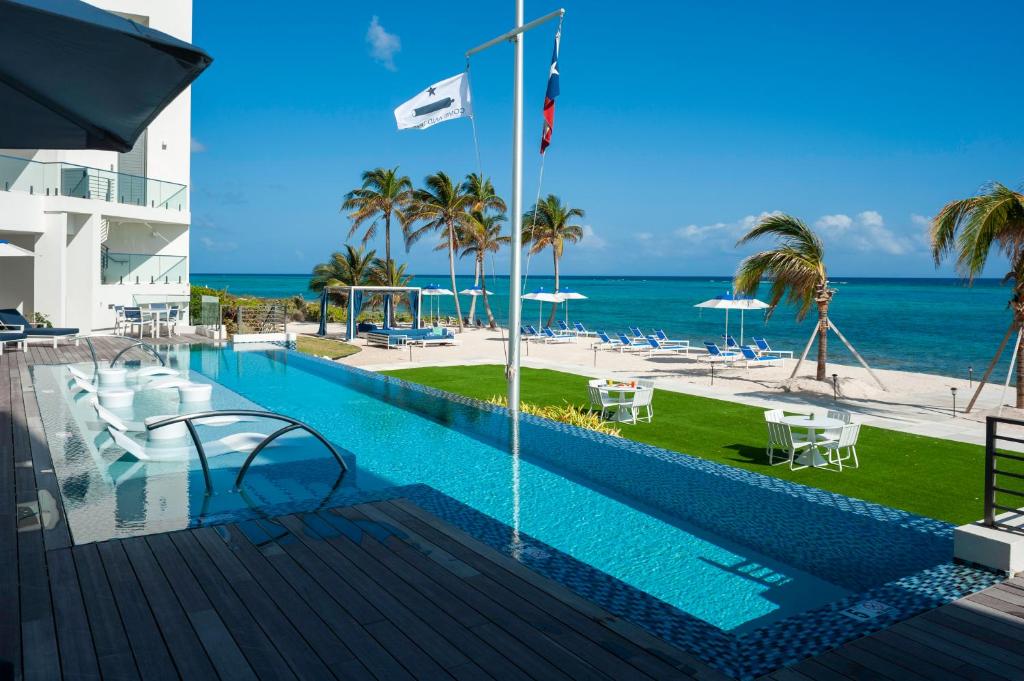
[144,410,347,494]
[80,334,167,374]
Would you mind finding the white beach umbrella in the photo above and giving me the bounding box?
[522,287,562,330]
[0,239,34,257]
[694,291,770,346]
[555,287,587,324]
[420,283,454,324]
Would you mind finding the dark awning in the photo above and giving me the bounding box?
[0,0,212,152]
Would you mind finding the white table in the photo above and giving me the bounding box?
[141,308,173,339]
[599,384,644,422]
[779,415,844,467]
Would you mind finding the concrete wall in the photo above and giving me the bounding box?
[0,233,36,316]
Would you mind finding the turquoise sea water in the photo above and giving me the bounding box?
[193,273,1014,379]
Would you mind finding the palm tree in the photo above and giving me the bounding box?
[404,172,472,330]
[460,211,510,329]
[462,173,506,323]
[368,257,412,321]
[341,167,412,274]
[522,194,585,326]
[932,182,1024,407]
[309,244,376,306]
[734,214,833,381]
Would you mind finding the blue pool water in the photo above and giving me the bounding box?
[35,344,995,677]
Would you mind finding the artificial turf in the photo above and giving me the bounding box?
[295,335,361,360]
[382,364,985,525]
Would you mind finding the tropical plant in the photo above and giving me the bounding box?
[462,173,507,324]
[522,194,585,326]
[487,396,621,437]
[309,244,376,304]
[368,257,413,325]
[460,211,510,328]
[932,182,1024,407]
[341,167,412,274]
[404,172,472,330]
[734,214,833,381]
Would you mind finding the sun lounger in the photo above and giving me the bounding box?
[645,335,691,357]
[629,326,645,339]
[0,309,78,348]
[556,320,578,336]
[594,331,623,350]
[753,337,794,358]
[542,327,574,343]
[655,329,689,347]
[573,322,597,337]
[616,333,648,352]
[703,342,739,362]
[0,330,26,355]
[740,345,782,367]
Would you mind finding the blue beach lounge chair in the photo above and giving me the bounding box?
[753,337,794,358]
[655,329,689,347]
[542,327,573,343]
[574,322,596,337]
[740,345,782,368]
[704,342,739,362]
[0,309,78,348]
[629,326,645,339]
[556,320,578,336]
[617,333,648,352]
[595,331,623,350]
[645,335,690,357]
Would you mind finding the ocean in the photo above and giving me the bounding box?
[192,273,1015,380]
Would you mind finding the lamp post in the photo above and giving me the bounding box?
[832,373,838,401]
[710,362,715,386]
[951,386,957,417]
[969,366,973,389]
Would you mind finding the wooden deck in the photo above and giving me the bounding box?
[3,336,1022,680]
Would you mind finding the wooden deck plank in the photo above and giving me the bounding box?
[383,499,713,681]
[0,354,21,681]
[349,503,636,681]
[46,547,101,681]
[275,513,521,679]
[73,543,142,681]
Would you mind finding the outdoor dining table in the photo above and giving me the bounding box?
[140,306,174,339]
[598,383,646,423]
[779,415,845,467]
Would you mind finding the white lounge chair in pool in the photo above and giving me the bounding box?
[69,376,98,394]
[67,365,94,382]
[105,422,295,463]
[135,366,180,379]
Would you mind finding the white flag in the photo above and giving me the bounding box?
[394,73,472,130]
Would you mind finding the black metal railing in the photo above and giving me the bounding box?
[144,410,347,494]
[984,416,1024,530]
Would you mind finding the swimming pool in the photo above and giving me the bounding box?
[35,344,998,678]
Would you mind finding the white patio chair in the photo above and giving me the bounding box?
[586,385,622,421]
[629,388,654,423]
[821,423,860,471]
[823,409,852,441]
[766,420,814,469]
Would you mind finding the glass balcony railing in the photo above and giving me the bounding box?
[0,153,187,211]
[101,251,187,285]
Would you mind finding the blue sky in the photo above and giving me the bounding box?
[189,0,1022,278]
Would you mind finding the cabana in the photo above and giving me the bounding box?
[318,285,423,340]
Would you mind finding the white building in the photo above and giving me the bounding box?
[0,0,195,333]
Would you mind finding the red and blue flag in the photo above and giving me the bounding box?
[540,31,560,154]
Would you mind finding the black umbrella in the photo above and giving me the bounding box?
[0,0,212,152]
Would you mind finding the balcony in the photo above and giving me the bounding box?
[101,250,187,285]
[0,153,187,211]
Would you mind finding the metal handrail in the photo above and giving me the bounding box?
[144,410,347,495]
[984,416,1024,530]
[109,338,166,368]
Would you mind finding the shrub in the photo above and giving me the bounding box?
[487,396,621,437]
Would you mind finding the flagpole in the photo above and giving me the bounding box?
[507,0,525,412]
[465,5,564,413]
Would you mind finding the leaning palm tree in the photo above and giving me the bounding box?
[341,167,412,274]
[734,214,833,381]
[309,244,376,303]
[404,172,472,330]
[932,182,1024,408]
[460,211,510,329]
[522,194,585,326]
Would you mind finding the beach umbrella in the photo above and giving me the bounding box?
[421,284,453,324]
[0,0,212,152]
[522,287,562,330]
[555,287,587,325]
[0,240,34,257]
[460,285,485,324]
[694,291,770,346]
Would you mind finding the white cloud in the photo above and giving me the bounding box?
[814,211,912,255]
[635,232,653,241]
[200,236,238,252]
[675,211,781,251]
[577,225,607,250]
[366,16,400,71]
[190,137,206,153]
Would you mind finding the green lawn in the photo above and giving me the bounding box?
[382,364,985,525]
[295,335,360,360]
